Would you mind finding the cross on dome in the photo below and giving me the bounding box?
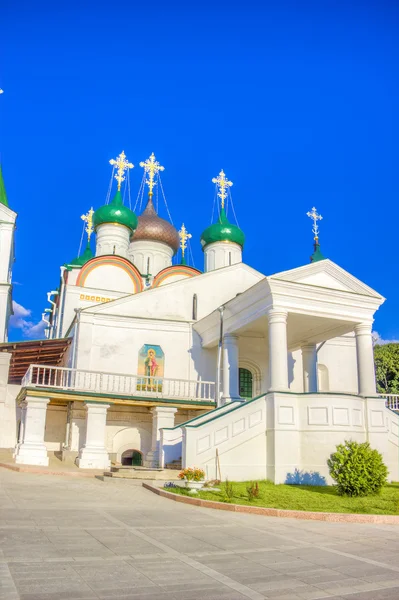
[178,223,192,264]
[81,207,94,242]
[307,206,323,241]
[139,153,164,196]
[212,169,233,209]
[109,151,134,191]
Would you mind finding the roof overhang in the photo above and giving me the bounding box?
[0,338,72,384]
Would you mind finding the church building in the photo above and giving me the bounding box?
[0,152,397,484]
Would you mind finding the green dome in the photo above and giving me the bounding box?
[67,243,94,268]
[93,190,137,232]
[200,207,245,249]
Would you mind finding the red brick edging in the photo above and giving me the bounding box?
[142,483,399,525]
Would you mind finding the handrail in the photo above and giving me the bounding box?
[22,364,215,403]
[380,394,399,411]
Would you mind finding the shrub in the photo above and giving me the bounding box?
[327,440,388,497]
[246,481,260,501]
[221,479,235,502]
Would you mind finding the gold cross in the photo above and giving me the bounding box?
[109,151,134,191]
[212,169,233,209]
[178,223,192,260]
[306,206,323,240]
[139,152,164,195]
[81,207,94,241]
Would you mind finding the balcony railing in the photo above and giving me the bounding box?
[381,394,399,411]
[22,364,216,403]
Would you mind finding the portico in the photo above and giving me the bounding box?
[194,260,384,400]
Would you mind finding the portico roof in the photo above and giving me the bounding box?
[0,338,72,384]
[194,260,384,348]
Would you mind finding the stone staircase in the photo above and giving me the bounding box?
[101,465,181,481]
[165,458,182,470]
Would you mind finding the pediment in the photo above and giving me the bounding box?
[271,259,383,299]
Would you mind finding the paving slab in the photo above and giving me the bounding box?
[0,468,398,599]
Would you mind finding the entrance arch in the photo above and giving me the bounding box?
[238,359,262,398]
[239,368,253,399]
[121,449,143,466]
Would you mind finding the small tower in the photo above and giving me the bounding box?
[307,206,326,262]
[0,165,17,342]
[201,169,245,272]
[93,152,137,258]
[129,153,179,277]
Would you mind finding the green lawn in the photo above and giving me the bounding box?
[165,481,399,515]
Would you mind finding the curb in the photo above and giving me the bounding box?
[0,462,102,478]
[142,483,399,525]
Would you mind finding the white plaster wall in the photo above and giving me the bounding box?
[44,405,67,451]
[96,223,130,258]
[128,240,173,277]
[84,265,136,294]
[204,242,242,272]
[0,384,20,448]
[317,334,358,394]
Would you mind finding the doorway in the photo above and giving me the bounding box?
[121,449,143,466]
[239,368,253,399]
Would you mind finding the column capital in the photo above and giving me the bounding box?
[354,323,373,336]
[84,402,110,413]
[151,406,178,416]
[23,395,50,408]
[267,308,288,325]
[224,333,239,343]
[301,343,317,352]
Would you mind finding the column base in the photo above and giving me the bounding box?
[76,447,110,470]
[144,450,159,468]
[14,442,49,467]
[220,395,245,405]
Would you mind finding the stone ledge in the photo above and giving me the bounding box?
[142,483,399,524]
[0,462,102,477]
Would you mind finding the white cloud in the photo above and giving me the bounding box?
[372,331,399,346]
[9,301,47,339]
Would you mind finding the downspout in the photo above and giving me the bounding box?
[215,306,224,408]
[71,309,81,370]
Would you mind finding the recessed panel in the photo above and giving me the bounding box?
[308,407,329,426]
[249,410,262,428]
[370,410,384,427]
[278,406,295,425]
[214,426,229,445]
[197,435,211,454]
[352,409,363,427]
[333,408,349,426]
[232,418,246,437]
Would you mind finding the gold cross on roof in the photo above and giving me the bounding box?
[212,169,233,209]
[139,153,164,195]
[81,207,94,242]
[109,151,134,191]
[178,223,192,261]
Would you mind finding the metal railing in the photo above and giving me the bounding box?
[22,364,215,403]
[381,394,399,411]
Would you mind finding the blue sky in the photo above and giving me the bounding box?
[1,1,398,341]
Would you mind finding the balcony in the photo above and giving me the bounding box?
[22,364,216,403]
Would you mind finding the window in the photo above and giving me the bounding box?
[239,368,253,399]
[192,294,198,320]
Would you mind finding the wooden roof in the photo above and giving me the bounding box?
[0,338,72,384]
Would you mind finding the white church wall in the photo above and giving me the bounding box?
[0,384,20,449]
[317,334,358,394]
[128,239,174,277]
[44,405,67,451]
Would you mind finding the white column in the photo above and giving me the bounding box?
[145,406,177,467]
[76,402,110,470]
[14,396,50,466]
[355,323,377,397]
[221,334,243,404]
[268,308,289,392]
[301,343,318,392]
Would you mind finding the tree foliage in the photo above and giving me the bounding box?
[374,343,399,393]
[327,440,388,497]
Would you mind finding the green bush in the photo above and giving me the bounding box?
[221,479,235,503]
[327,440,388,497]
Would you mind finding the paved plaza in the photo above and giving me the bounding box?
[0,470,399,599]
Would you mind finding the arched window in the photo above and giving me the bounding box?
[192,294,198,320]
[239,368,253,399]
[229,251,232,266]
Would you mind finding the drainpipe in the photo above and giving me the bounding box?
[47,290,59,339]
[215,306,224,408]
[71,309,81,370]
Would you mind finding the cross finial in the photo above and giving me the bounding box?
[81,207,94,242]
[212,169,233,209]
[306,206,323,241]
[178,223,192,264]
[139,152,164,196]
[109,151,134,191]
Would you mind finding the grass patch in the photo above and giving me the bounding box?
[165,481,399,515]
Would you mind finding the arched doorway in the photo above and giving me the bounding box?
[121,449,143,466]
[239,368,253,399]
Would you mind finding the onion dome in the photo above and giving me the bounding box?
[67,243,93,268]
[93,190,137,233]
[132,195,180,254]
[201,207,245,249]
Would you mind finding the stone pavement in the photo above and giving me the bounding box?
[0,469,399,600]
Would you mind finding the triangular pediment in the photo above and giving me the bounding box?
[270,259,383,299]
